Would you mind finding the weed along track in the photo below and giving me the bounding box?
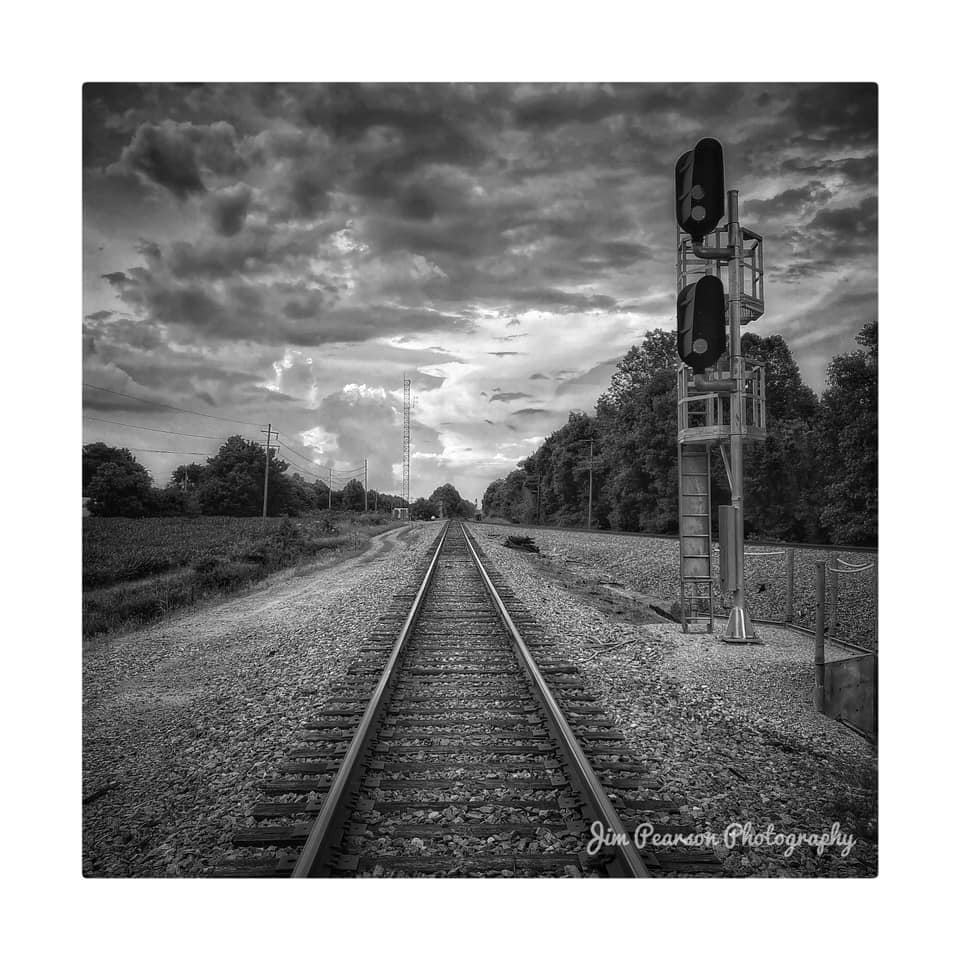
[217,521,719,878]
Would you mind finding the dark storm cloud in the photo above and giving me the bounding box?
[106,254,469,346]
[744,182,833,220]
[303,83,495,167]
[276,164,333,221]
[488,351,523,357]
[84,309,114,321]
[489,392,532,403]
[806,196,878,240]
[208,183,252,236]
[511,84,625,129]
[511,408,549,417]
[529,373,548,380]
[789,84,877,145]
[112,119,246,198]
[83,312,165,353]
[782,153,878,186]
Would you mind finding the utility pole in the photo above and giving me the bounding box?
[261,423,272,519]
[363,458,368,512]
[525,473,543,524]
[587,439,594,531]
[568,438,596,530]
[327,466,332,511]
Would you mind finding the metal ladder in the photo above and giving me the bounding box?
[678,443,714,632]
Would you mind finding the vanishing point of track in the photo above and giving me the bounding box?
[221,520,719,878]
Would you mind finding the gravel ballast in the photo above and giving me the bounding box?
[481,522,878,650]
[470,523,878,877]
[82,522,441,878]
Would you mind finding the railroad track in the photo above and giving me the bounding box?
[218,520,720,878]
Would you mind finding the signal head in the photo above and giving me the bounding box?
[675,138,725,240]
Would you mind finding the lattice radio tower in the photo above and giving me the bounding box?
[402,377,411,507]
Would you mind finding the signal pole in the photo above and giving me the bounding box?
[724,190,753,641]
[261,423,272,518]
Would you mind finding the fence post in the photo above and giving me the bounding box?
[828,556,839,636]
[785,548,795,623]
[815,560,826,713]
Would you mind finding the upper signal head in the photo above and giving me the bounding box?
[675,137,725,240]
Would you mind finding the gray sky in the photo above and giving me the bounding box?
[83,82,877,502]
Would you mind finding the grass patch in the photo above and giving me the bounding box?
[82,514,404,639]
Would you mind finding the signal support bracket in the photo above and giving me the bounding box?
[692,239,734,260]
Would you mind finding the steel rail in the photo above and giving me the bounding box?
[459,522,651,878]
[291,521,451,877]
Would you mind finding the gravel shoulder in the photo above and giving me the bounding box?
[82,521,442,878]
[470,523,878,877]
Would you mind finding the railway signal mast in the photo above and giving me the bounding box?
[674,138,767,642]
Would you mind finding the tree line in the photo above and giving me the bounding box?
[82,435,409,518]
[482,322,877,547]
[408,484,477,521]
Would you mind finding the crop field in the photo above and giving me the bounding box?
[82,514,401,638]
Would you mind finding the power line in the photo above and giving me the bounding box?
[83,382,267,427]
[127,448,213,457]
[275,439,325,470]
[82,415,247,442]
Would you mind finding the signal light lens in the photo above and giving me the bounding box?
[692,205,706,221]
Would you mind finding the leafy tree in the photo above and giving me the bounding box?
[597,329,678,415]
[196,435,292,516]
[816,322,878,545]
[146,486,192,516]
[737,333,822,540]
[340,478,366,511]
[409,497,434,520]
[428,483,473,518]
[169,462,207,491]
[601,368,677,531]
[741,333,818,423]
[83,443,147,496]
[483,473,527,521]
[85,453,154,517]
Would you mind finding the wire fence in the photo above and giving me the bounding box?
[712,544,879,651]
